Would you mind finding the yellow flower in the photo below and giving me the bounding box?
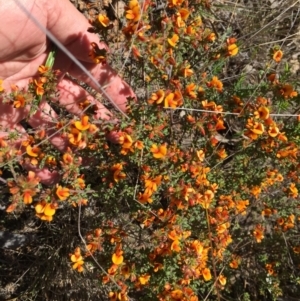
[227,44,239,56]
[13,94,26,108]
[196,149,205,162]
[219,274,227,286]
[112,251,124,265]
[56,185,70,201]
[150,143,167,159]
[74,115,90,131]
[26,145,41,157]
[178,8,190,20]
[171,239,181,252]
[0,79,4,92]
[71,247,84,272]
[111,163,126,182]
[139,274,150,285]
[253,224,264,243]
[23,190,34,204]
[98,14,110,27]
[148,89,165,105]
[202,268,212,281]
[170,289,183,300]
[126,0,141,22]
[34,201,57,222]
[168,34,179,47]
[254,106,269,120]
[268,124,280,138]
[207,76,223,92]
[138,191,153,204]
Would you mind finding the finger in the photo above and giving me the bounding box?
[27,100,69,152]
[0,100,28,130]
[0,117,60,185]
[55,77,114,120]
[67,60,136,113]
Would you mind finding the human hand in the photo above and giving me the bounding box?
[0,0,135,184]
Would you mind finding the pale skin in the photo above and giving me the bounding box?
[0,0,135,184]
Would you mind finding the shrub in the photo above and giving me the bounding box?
[1,0,300,300]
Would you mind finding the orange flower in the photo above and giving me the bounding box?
[108,292,118,301]
[185,83,197,99]
[150,143,167,159]
[207,76,223,92]
[206,32,216,42]
[217,147,227,159]
[134,140,144,150]
[125,0,141,22]
[148,89,165,105]
[164,90,183,108]
[293,246,300,254]
[44,203,56,217]
[253,224,264,243]
[0,79,4,92]
[171,239,181,252]
[273,49,283,63]
[13,94,26,108]
[196,149,205,162]
[38,65,50,74]
[178,8,190,20]
[68,128,83,146]
[229,259,239,269]
[71,247,84,272]
[164,92,180,108]
[35,201,56,222]
[63,153,73,165]
[26,145,41,157]
[289,183,298,198]
[268,124,280,137]
[118,133,132,148]
[56,185,70,201]
[112,251,124,265]
[168,34,179,47]
[144,175,162,195]
[111,163,126,182]
[254,106,269,120]
[138,191,153,204]
[182,65,193,77]
[139,274,150,285]
[219,274,227,286]
[170,290,183,300]
[34,78,46,96]
[246,119,265,139]
[23,189,35,204]
[98,14,110,27]
[251,186,261,197]
[279,84,298,99]
[74,115,90,131]
[202,268,212,281]
[235,200,249,215]
[227,44,239,56]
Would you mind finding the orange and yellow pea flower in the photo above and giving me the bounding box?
[273,49,283,63]
[112,250,124,265]
[168,34,179,47]
[74,115,90,131]
[150,143,167,159]
[125,0,141,22]
[35,201,57,222]
[56,185,70,201]
[70,247,84,272]
[98,14,110,27]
